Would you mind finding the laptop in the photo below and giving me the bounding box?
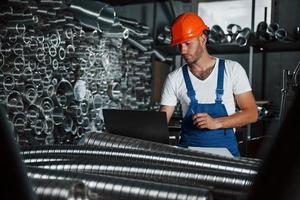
[103,109,169,144]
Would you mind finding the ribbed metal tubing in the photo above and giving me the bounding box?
[31,178,89,200]
[27,166,212,200]
[26,157,252,200]
[83,132,261,166]
[23,153,253,191]
[21,145,258,176]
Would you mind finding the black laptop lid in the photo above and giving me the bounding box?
[103,109,169,144]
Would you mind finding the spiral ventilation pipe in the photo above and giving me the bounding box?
[21,145,258,176]
[83,132,261,166]
[25,157,252,200]
[27,166,213,200]
[31,178,90,200]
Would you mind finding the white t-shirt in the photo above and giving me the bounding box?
[160,58,252,117]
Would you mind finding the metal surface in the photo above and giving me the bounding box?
[209,25,227,44]
[27,166,213,200]
[235,28,252,47]
[0,0,166,145]
[84,132,261,166]
[21,144,258,176]
[279,62,300,122]
[31,178,89,200]
[275,27,295,42]
[279,69,289,123]
[21,140,257,199]
[256,21,270,41]
[267,23,279,39]
[127,36,149,51]
[293,61,300,87]
[25,157,252,199]
[69,0,117,32]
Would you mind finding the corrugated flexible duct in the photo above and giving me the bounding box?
[21,145,257,176]
[27,166,213,200]
[83,132,261,166]
[31,178,90,200]
[25,157,252,200]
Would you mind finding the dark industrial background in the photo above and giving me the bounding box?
[113,0,300,137]
[1,0,300,199]
[109,0,300,156]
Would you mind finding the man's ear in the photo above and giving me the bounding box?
[199,34,207,45]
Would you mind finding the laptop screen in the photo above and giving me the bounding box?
[103,109,169,144]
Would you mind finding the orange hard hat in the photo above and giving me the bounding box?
[171,12,209,45]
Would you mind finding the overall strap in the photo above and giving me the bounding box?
[182,65,197,103]
[216,59,225,104]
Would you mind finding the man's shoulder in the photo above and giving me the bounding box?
[223,59,240,67]
[168,65,185,78]
[222,59,244,73]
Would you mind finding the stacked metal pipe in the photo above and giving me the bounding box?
[1,1,262,199]
[83,132,261,166]
[25,158,250,199]
[21,132,260,199]
[156,24,253,47]
[157,25,171,45]
[256,21,298,42]
[157,22,299,47]
[21,145,258,176]
[27,166,213,200]
[0,0,169,146]
[22,149,254,199]
[31,178,90,200]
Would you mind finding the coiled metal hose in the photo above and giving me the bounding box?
[25,156,252,200]
[83,132,261,166]
[21,145,257,176]
[31,178,90,200]
[27,166,212,200]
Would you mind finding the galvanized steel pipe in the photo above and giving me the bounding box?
[69,0,117,32]
[84,132,261,166]
[31,178,90,200]
[21,145,258,176]
[27,166,213,200]
[25,157,252,200]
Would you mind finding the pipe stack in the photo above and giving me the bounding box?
[0,0,170,146]
[21,132,260,199]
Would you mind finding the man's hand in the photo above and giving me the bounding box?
[191,92,258,130]
[192,113,221,130]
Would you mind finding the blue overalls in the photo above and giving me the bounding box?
[178,59,240,157]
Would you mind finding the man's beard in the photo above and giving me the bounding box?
[183,55,199,65]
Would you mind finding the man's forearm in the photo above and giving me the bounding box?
[213,91,258,129]
[214,109,258,129]
[159,105,175,123]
